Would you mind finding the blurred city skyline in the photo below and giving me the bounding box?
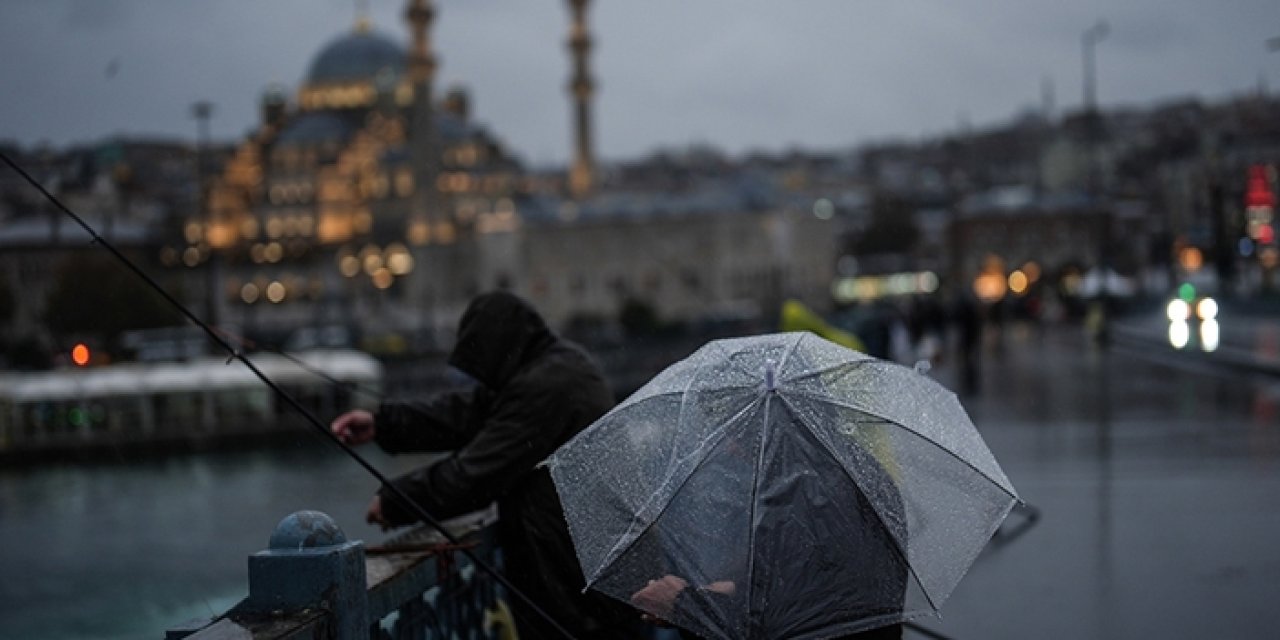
[0,0,1276,166]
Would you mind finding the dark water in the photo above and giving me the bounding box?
[0,439,426,640]
[3,324,1279,639]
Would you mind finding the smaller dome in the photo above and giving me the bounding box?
[306,29,406,86]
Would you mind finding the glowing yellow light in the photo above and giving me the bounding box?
[371,268,394,290]
[71,344,90,366]
[386,244,414,275]
[266,217,284,239]
[264,242,284,263]
[1166,299,1190,322]
[1022,261,1041,282]
[184,222,203,244]
[973,273,1007,303]
[435,222,457,244]
[1196,297,1218,321]
[205,222,236,249]
[339,255,361,278]
[241,282,260,304]
[360,244,383,275]
[1178,247,1203,272]
[1008,270,1029,295]
[240,217,259,239]
[266,281,286,303]
[354,210,373,234]
[408,220,431,246]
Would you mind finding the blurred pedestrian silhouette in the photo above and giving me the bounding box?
[329,291,643,640]
[950,291,984,396]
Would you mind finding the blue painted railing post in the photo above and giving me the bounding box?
[242,510,368,639]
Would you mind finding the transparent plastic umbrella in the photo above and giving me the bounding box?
[546,332,1019,640]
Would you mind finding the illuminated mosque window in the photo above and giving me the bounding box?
[184,221,203,244]
[395,169,414,197]
[240,217,260,240]
[241,282,261,304]
[435,221,457,245]
[361,244,383,275]
[354,210,374,234]
[298,214,315,237]
[266,281,287,303]
[266,217,285,239]
[395,83,413,105]
[372,174,390,199]
[264,242,284,263]
[408,220,431,246]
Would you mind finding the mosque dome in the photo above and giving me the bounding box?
[305,28,406,86]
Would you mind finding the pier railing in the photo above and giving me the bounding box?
[166,508,513,640]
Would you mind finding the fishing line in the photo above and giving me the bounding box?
[209,325,386,402]
[0,151,580,640]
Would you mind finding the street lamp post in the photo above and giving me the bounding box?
[191,101,220,335]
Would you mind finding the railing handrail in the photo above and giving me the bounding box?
[170,507,504,640]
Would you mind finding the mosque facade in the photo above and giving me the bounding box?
[185,0,839,350]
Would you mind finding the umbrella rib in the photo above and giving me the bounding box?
[779,393,943,614]
[587,391,763,585]
[742,391,773,634]
[774,331,808,376]
[783,388,1019,502]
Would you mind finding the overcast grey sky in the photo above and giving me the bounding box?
[1,1,1276,166]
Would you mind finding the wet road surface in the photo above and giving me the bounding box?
[922,322,1280,639]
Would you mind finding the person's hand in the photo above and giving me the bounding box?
[631,574,688,623]
[365,494,391,530]
[331,409,375,445]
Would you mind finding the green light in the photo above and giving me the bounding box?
[1178,283,1196,303]
[68,408,87,428]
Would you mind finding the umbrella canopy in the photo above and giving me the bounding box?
[546,332,1019,640]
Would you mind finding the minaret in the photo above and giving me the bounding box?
[566,0,596,199]
[404,0,446,323]
[406,0,438,222]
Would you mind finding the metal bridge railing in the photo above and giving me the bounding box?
[167,507,513,640]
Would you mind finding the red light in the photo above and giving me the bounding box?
[71,344,90,366]
[1259,224,1275,245]
[1246,165,1275,209]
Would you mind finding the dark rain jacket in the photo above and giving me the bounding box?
[373,291,642,640]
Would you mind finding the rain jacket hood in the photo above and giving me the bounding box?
[448,291,555,391]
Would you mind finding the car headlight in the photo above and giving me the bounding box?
[1196,297,1218,321]
[1167,299,1191,322]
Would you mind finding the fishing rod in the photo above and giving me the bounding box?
[208,325,386,402]
[0,151,581,640]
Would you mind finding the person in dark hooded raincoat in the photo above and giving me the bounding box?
[330,291,643,640]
